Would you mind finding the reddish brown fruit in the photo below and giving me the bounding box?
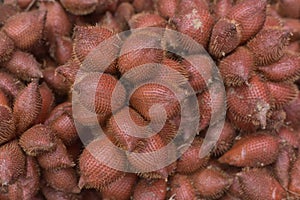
[237,168,287,200]
[16,0,33,9]
[212,121,236,155]
[0,105,15,145]
[192,166,232,199]
[50,112,78,145]
[153,119,178,145]
[43,168,80,193]
[114,2,135,30]
[50,36,73,65]
[45,102,72,126]
[72,100,108,127]
[130,83,180,122]
[219,133,279,167]
[3,50,43,81]
[169,174,197,200]
[3,10,46,50]
[19,124,56,156]
[35,83,55,125]
[212,0,233,19]
[118,31,163,84]
[74,73,126,115]
[274,145,296,189]
[0,89,9,107]
[55,58,81,85]
[197,83,226,131]
[39,1,72,43]
[263,14,283,29]
[287,41,300,52]
[284,93,300,129]
[13,81,42,134]
[156,0,178,19]
[265,109,286,132]
[0,4,18,26]
[98,12,123,33]
[227,76,271,130]
[247,28,291,66]
[227,0,267,43]
[278,127,299,148]
[73,26,119,74]
[266,82,299,109]
[128,134,176,179]
[276,0,300,18]
[42,66,71,95]
[283,18,300,41]
[78,138,126,190]
[129,13,167,29]
[7,156,40,200]
[209,18,242,58]
[41,185,82,200]
[171,3,214,48]
[132,0,154,12]
[106,107,148,151]
[181,54,214,93]
[101,173,138,200]
[219,47,254,86]
[0,31,14,62]
[258,53,300,82]
[0,72,23,100]
[289,154,300,195]
[95,0,119,14]
[37,139,74,170]
[152,58,189,87]
[176,137,209,174]
[60,0,98,15]
[133,178,167,200]
[0,140,26,186]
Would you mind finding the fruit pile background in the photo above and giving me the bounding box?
[0,0,300,199]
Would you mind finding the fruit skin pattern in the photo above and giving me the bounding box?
[0,0,299,199]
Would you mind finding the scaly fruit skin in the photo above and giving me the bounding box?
[3,10,46,50]
[128,13,167,29]
[219,47,254,86]
[171,3,214,49]
[192,166,232,199]
[237,168,287,200]
[74,73,127,115]
[168,174,198,200]
[258,53,300,82]
[43,167,80,193]
[7,156,40,200]
[101,173,137,200]
[0,0,300,199]
[274,145,296,189]
[209,0,267,57]
[133,178,167,200]
[0,140,26,186]
[60,0,98,15]
[2,50,43,81]
[219,133,280,167]
[247,28,291,66]
[13,81,42,135]
[0,31,14,62]
[19,124,56,156]
[227,76,272,130]
[0,105,15,145]
[78,138,126,191]
[289,154,300,194]
[37,138,74,170]
[176,137,209,174]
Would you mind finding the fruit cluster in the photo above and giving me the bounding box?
[0,0,300,200]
